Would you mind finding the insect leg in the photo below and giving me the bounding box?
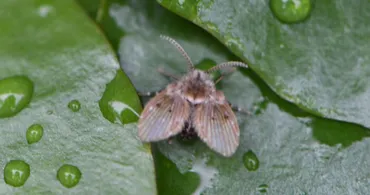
[137,91,160,97]
[228,102,252,115]
[138,66,177,97]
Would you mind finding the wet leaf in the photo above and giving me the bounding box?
[77,0,370,194]
[0,0,154,194]
[158,0,370,129]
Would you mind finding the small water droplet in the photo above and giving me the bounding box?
[4,160,30,187]
[56,164,82,188]
[68,99,81,112]
[257,184,268,193]
[26,124,44,144]
[0,76,34,118]
[99,69,142,124]
[243,150,260,171]
[270,0,312,23]
[253,50,264,60]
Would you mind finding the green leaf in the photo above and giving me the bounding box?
[0,0,155,194]
[84,0,370,194]
[156,70,370,195]
[153,146,200,195]
[158,0,370,129]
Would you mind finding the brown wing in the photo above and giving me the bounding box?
[192,101,240,157]
[138,90,190,142]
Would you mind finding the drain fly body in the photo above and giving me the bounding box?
[138,35,249,157]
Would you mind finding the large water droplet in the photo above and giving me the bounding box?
[243,150,260,171]
[4,160,30,187]
[68,99,81,112]
[26,124,44,144]
[0,76,34,118]
[56,164,82,188]
[270,0,312,23]
[99,69,142,124]
[257,184,268,193]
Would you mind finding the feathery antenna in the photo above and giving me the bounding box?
[160,35,194,70]
[206,61,249,73]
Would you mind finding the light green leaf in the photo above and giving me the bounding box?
[0,0,155,194]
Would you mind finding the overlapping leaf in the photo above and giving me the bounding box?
[80,0,370,194]
[158,0,370,129]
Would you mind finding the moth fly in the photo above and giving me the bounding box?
[138,35,249,157]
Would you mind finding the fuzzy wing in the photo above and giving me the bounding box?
[193,102,240,157]
[138,90,190,142]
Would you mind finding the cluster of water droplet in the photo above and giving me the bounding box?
[0,76,82,188]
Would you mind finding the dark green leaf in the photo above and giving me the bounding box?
[78,0,370,194]
[158,0,370,129]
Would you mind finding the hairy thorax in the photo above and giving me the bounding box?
[166,70,216,104]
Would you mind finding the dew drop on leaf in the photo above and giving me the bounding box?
[26,124,44,144]
[243,150,260,171]
[56,164,82,188]
[0,76,34,118]
[4,160,31,187]
[67,99,81,112]
[257,184,268,193]
[270,0,312,23]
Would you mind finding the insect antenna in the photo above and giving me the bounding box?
[206,61,249,73]
[209,61,251,115]
[160,35,194,71]
[214,67,237,84]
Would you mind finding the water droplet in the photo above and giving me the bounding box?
[253,50,264,60]
[99,69,142,124]
[257,184,268,193]
[56,164,82,188]
[26,124,44,144]
[0,76,34,118]
[68,99,81,112]
[270,0,312,23]
[4,160,30,187]
[243,150,260,171]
